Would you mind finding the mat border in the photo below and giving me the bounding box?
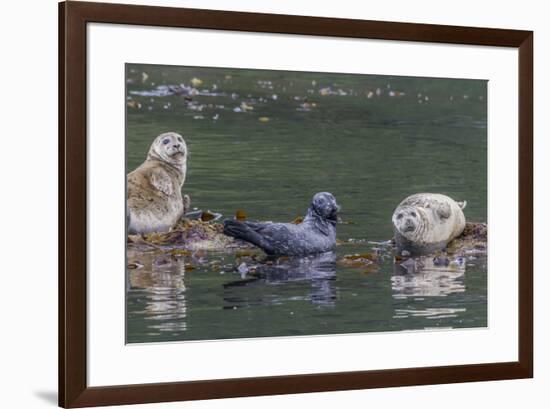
[59,1,533,407]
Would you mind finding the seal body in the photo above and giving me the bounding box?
[392,193,466,256]
[127,132,190,234]
[223,192,339,257]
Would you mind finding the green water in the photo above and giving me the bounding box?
[125,64,487,343]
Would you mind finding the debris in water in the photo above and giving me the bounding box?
[292,216,304,224]
[200,210,222,222]
[190,77,203,87]
[238,262,249,278]
[127,100,141,109]
[338,253,378,268]
[235,209,247,221]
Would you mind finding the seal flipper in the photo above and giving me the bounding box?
[150,168,174,196]
[457,200,467,210]
[223,220,276,255]
[126,204,134,234]
[243,220,264,231]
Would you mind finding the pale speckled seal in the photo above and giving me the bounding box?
[127,132,190,234]
[392,193,466,256]
[223,192,339,257]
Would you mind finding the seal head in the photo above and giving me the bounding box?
[148,132,187,171]
[309,192,339,221]
[392,205,424,241]
[306,192,339,236]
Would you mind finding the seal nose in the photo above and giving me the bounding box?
[404,219,415,232]
[173,143,180,149]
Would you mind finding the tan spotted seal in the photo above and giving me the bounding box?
[392,193,467,256]
[127,132,190,234]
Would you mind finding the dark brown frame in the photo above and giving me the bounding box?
[59,1,533,407]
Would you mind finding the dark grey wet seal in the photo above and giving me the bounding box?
[223,192,339,257]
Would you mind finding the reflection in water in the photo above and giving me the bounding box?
[128,254,188,336]
[126,245,487,341]
[392,256,466,298]
[393,307,466,320]
[223,251,337,308]
[391,256,468,321]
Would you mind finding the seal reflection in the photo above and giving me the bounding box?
[391,256,467,321]
[392,256,466,298]
[222,251,338,309]
[127,253,188,338]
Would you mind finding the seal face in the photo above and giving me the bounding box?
[223,192,339,257]
[392,193,466,256]
[127,132,190,234]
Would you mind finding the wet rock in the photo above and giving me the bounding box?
[446,222,487,255]
[127,218,254,253]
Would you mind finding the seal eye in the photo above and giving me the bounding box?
[410,212,416,218]
[178,136,183,142]
[397,213,403,220]
[162,139,170,145]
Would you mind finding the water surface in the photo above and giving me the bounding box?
[125,64,487,343]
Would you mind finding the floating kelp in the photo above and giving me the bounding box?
[256,80,274,90]
[337,252,378,269]
[233,101,254,112]
[199,210,222,222]
[319,87,348,96]
[296,101,317,111]
[235,209,247,221]
[190,77,203,87]
[129,84,225,98]
[126,100,141,109]
[292,216,304,224]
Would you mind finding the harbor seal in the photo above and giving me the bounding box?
[392,193,466,256]
[223,192,339,257]
[127,132,190,234]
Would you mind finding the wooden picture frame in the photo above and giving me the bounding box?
[59,1,533,407]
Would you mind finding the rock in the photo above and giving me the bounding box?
[446,222,487,255]
[127,217,254,253]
